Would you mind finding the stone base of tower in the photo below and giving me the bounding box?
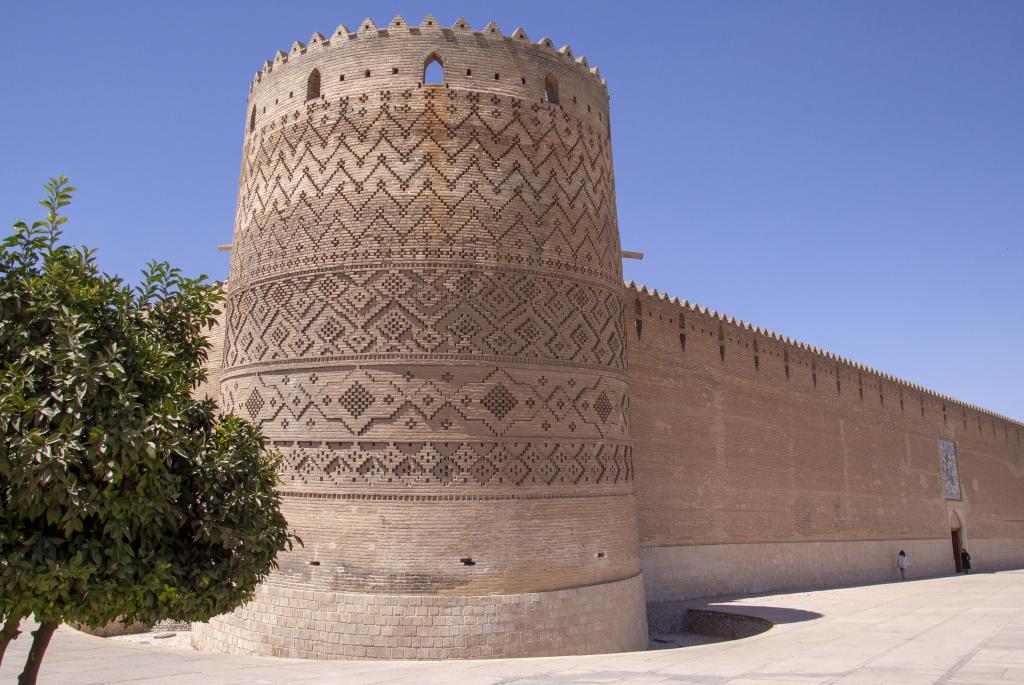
[192,573,648,660]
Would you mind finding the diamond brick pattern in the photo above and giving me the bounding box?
[223,267,625,370]
[221,366,629,441]
[206,25,645,663]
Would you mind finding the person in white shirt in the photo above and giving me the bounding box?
[897,550,909,580]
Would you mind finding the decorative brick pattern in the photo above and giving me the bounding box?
[200,18,647,661]
[197,18,1024,661]
[225,267,626,371]
[219,366,629,442]
[276,440,633,490]
[230,90,619,289]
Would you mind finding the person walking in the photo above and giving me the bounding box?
[897,550,909,580]
[961,549,972,574]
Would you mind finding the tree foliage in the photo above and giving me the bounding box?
[0,177,296,679]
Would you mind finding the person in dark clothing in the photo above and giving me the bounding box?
[961,549,972,574]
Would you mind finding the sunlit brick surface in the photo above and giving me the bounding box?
[198,17,648,659]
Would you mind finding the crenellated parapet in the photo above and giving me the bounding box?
[626,281,1024,437]
[244,15,611,137]
[198,17,647,661]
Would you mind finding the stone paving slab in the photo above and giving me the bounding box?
[1,570,1022,684]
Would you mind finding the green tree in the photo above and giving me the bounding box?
[0,178,297,684]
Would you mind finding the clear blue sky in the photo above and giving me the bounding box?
[3,2,1022,419]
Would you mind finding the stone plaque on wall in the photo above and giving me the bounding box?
[939,439,962,500]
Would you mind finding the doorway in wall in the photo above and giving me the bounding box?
[951,528,963,573]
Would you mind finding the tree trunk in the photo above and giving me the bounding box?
[17,621,57,685]
[0,615,23,667]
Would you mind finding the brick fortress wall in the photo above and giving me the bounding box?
[193,15,1024,658]
[192,16,649,659]
[627,285,1024,601]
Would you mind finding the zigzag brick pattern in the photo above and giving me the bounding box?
[194,16,648,660]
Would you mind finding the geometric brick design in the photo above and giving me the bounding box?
[224,267,626,370]
[229,89,621,289]
[195,16,1024,661]
[220,366,629,441]
[198,16,648,660]
[276,440,633,488]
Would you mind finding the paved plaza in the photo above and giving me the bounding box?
[2,570,1023,684]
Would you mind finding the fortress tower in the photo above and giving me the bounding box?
[192,16,648,659]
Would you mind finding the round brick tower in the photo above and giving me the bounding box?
[192,15,647,659]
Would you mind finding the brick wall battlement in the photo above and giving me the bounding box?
[200,19,648,660]
[627,281,1024,435]
[194,18,1023,660]
[244,15,609,139]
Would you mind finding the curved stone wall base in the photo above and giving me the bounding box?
[192,573,648,660]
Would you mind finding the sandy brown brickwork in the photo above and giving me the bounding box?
[642,539,955,601]
[200,16,647,659]
[627,284,1024,600]
[193,301,225,403]
[195,14,1024,659]
[192,573,646,660]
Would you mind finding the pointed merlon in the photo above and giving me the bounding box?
[360,18,377,33]
[420,15,440,29]
[452,17,472,31]
[274,50,287,64]
[536,37,555,49]
[483,21,501,35]
[559,44,573,58]
[511,27,530,41]
[290,40,305,55]
[334,24,352,38]
[308,32,325,46]
[389,15,407,29]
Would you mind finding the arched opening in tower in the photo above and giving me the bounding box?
[423,55,444,84]
[306,69,321,100]
[544,73,560,104]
